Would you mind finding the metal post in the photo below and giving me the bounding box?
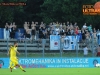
[42,39,45,57]
[91,34,94,57]
[76,35,78,57]
[7,38,9,51]
[25,39,27,58]
[60,37,62,57]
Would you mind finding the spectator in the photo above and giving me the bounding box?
[78,30,82,42]
[10,22,17,39]
[83,23,87,30]
[85,31,90,47]
[93,30,97,44]
[96,45,100,57]
[39,25,43,41]
[61,33,66,51]
[25,29,31,43]
[97,31,100,45]
[9,23,13,39]
[66,21,69,26]
[17,29,23,43]
[5,23,10,39]
[88,24,92,32]
[31,26,36,42]
[55,26,60,35]
[62,23,66,31]
[75,26,79,35]
[83,45,88,57]
[82,29,86,43]
[35,22,39,40]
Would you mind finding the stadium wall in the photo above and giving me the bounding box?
[0,58,100,68]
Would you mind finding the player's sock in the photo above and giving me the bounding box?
[22,70,26,72]
[10,67,12,72]
[19,65,26,72]
[19,65,24,70]
[9,61,13,68]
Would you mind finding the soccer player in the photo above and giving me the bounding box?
[8,42,26,72]
[8,45,16,69]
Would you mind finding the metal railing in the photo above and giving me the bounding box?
[2,35,99,58]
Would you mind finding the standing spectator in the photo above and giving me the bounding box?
[10,22,17,39]
[31,26,36,42]
[39,26,43,41]
[93,30,97,45]
[83,45,88,57]
[97,31,100,45]
[9,23,13,39]
[88,24,92,32]
[35,22,39,40]
[24,22,28,30]
[62,23,66,31]
[74,26,79,35]
[61,33,66,51]
[85,31,90,47]
[66,21,69,26]
[25,29,31,43]
[78,30,82,42]
[82,29,86,43]
[5,23,10,39]
[96,45,100,57]
[83,23,87,30]
[55,26,60,35]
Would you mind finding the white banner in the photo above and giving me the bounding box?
[50,35,60,50]
[63,36,79,50]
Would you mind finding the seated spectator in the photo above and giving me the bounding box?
[17,29,24,43]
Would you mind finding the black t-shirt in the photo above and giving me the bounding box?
[35,25,39,31]
[6,27,9,30]
[39,27,43,34]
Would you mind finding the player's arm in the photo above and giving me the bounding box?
[16,50,20,55]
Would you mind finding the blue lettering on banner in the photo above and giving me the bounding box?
[0,58,100,68]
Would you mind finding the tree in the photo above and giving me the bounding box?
[40,0,100,28]
[0,0,27,27]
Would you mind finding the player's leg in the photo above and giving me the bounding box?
[16,64,26,72]
[9,60,16,69]
[15,59,26,72]
[8,60,12,68]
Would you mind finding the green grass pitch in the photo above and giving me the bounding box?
[0,68,100,75]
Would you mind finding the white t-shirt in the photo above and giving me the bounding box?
[55,28,59,35]
[83,25,87,29]
[83,47,88,55]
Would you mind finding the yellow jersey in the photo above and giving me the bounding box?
[10,46,17,59]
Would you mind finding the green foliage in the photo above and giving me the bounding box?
[0,0,100,28]
[40,0,100,28]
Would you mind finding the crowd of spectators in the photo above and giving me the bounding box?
[4,21,100,45]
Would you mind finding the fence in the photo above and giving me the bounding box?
[0,34,99,58]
